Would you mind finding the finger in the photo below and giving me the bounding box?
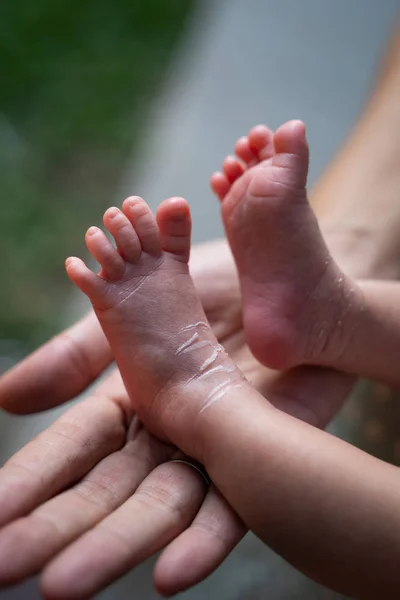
[0,395,126,530]
[154,485,246,596]
[0,418,171,586]
[0,312,113,413]
[41,462,208,600]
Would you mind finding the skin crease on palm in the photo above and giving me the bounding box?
[0,27,400,600]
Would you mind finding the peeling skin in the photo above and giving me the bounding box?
[184,362,237,389]
[200,381,245,413]
[176,332,199,355]
[180,321,209,332]
[202,381,231,410]
[179,339,215,355]
[176,322,241,412]
[199,347,219,373]
[198,363,236,380]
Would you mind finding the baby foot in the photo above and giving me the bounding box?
[211,121,359,371]
[66,196,245,451]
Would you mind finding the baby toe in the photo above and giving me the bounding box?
[273,120,309,188]
[234,136,257,165]
[223,156,245,184]
[122,196,162,256]
[210,171,231,201]
[65,257,106,306]
[85,226,126,280]
[156,197,191,263]
[248,125,275,161]
[103,207,141,263]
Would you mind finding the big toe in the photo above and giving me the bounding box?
[156,197,192,263]
[272,120,309,188]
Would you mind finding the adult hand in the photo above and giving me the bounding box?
[0,240,355,599]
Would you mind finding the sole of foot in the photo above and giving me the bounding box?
[66,195,246,455]
[211,120,357,371]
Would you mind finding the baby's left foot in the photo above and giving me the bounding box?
[66,196,246,451]
[211,121,361,371]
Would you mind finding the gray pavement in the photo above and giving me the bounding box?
[1,1,399,598]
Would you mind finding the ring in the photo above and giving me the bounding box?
[170,458,211,485]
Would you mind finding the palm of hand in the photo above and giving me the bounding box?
[0,240,355,598]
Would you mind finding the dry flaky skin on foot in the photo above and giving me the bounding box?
[66,195,247,451]
[211,120,365,372]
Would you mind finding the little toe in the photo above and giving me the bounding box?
[273,120,309,188]
[122,196,162,256]
[222,156,245,183]
[85,226,126,281]
[247,125,275,161]
[156,197,191,263]
[65,257,106,306]
[234,136,257,166]
[103,207,141,263]
[210,172,231,201]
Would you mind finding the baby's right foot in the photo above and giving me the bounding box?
[211,121,362,371]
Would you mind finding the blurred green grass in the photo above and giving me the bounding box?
[0,0,193,349]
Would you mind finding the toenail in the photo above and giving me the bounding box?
[126,203,136,214]
[107,207,119,218]
[125,200,136,212]
[168,196,185,205]
[125,196,141,207]
[171,212,186,221]
[87,226,99,236]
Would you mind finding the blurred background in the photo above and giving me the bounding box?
[0,0,193,356]
[1,0,399,598]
